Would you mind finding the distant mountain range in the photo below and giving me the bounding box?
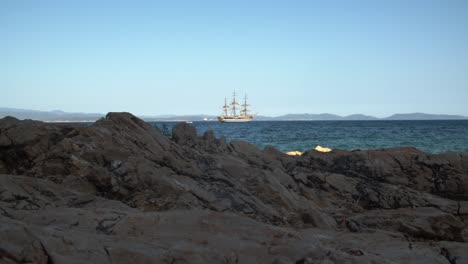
[383,113,468,120]
[0,107,467,121]
[0,108,104,122]
[259,113,379,121]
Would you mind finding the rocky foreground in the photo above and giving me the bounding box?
[0,113,467,264]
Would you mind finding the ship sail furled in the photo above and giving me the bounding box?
[240,94,250,117]
[231,91,240,116]
[218,92,253,122]
[223,97,229,116]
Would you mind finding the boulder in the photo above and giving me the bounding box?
[172,122,197,143]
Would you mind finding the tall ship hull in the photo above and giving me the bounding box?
[218,92,254,123]
[218,116,253,122]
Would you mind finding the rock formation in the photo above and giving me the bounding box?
[0,112,467,263]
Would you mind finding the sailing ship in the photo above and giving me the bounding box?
[217,92,253,122]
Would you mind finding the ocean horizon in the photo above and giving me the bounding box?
[151,120,468,154]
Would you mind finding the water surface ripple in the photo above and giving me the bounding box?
[151,120,468,154]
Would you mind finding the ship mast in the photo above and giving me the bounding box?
[218,91,253,122]
[223,97,229,116]
[241,94,250,116]
[231,91,238,116]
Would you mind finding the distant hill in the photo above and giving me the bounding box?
[343,114,379,120]
[143,115,218,122]
[384,113,468,120]
[271,113,378,120]
[0,107,103,122]
[270,113,466,121]
[274,113,342,120]
[0,108,218,122]
[251,115,274,121]
[1,107,467,121]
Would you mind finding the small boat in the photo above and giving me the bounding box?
[218,92,253,123]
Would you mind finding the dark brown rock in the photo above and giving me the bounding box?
[1,113,467,263]
[351,207,465,241]
[302,147,468,200]
[172,122,197,143]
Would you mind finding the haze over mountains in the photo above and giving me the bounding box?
[1,107,467,121]
[0,108,103,122]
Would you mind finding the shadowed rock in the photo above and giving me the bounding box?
[172,122,197,143]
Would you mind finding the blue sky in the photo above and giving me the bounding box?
[1,0,468,117]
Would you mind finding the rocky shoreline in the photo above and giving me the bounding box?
[0,112,467,263]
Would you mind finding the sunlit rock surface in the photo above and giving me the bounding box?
[0,113,467,263]
[315,145,332,152]
[286,150,303,156]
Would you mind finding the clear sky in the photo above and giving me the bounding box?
[1,0,468,117]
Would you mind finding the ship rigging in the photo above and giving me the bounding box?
[218,92,253,122]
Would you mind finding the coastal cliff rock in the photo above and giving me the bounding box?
[302,148,468,200]
[1,113,467,263]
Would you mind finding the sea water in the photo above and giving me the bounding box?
[151,120,468,154]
